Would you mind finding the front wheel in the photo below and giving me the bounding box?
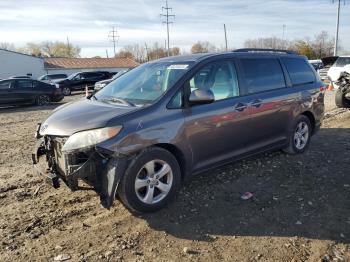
[62,87,71,96]
[36,94,50,106]
[335,88,350,108]
[283,115,311,155]
[117,147,181,213]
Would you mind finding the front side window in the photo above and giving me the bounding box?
[16,80,33,88]
[95,62,193,106]
[189,60,239,101]
[0,80,12,90]
[282,58,316,86]
[241,58,286,94]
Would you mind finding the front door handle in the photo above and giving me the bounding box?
[234,102,247,112]
[250,99,263,108]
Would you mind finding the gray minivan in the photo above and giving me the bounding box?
[33,49,325,213]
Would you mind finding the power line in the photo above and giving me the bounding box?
[108,27,119,57]
[160,0,175,56]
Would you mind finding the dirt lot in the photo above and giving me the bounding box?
[0,91,349,262]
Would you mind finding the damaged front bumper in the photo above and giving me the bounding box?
[32,131,128,209]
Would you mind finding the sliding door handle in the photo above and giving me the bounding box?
[250,99,263,108]
[234,102,247,112]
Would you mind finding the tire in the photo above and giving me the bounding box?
[62,87,71,96]
[118,147,181,213]
[335,88,350,108]
[36,94,51,106]
[283,115,312,155]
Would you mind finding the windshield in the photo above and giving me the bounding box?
[95,61,193,106]
[334,57,350,67]
[68,72,79,80]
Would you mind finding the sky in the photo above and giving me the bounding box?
[0,0,349,57]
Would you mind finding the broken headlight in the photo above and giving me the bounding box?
[62,126,122,152]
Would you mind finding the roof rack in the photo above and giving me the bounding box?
[233,48,297,55]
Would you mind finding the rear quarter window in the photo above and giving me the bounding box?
[240,58,286,94]
[282,58,316,86]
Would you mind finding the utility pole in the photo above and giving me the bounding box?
[160,0,175,57]
[105,49,109,58]
[223,24,228,51]
[282,24,286,49]
[108,27,119,57]
[144,43,149,61]
[332,0,346,55]
[66,37,71,57]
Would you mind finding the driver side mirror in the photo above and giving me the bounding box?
[189,89,215,105]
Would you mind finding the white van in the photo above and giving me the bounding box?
[327,56,350,88]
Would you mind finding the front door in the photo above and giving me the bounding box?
[184,60,252,171]
[0,80,18,105]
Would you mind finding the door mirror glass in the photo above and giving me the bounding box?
[189,89,215,105]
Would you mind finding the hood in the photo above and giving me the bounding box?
[55,78,70,85]
[40,99,137,136]
[96,79,112,85]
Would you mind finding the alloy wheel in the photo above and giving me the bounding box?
[294,121,309,150]
[134,159,173,205]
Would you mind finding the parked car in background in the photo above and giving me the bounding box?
[56,71,112,96]
[10,75,32,79]
[0,78,64,106]
[319,56,339,82]
[94,69,130,92]
[327,56,350,88]
[38,73,68,83]
[33,48,324,213]
[308,59,323,72]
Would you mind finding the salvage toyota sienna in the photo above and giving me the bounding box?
[32,49,325,213]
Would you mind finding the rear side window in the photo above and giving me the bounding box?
[16,80,33,88]
[282,58,315,85]
[240,58,286,94]
[50,74,67,79]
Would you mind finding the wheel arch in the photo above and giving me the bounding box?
[300,111,316,134]
[152,143,188,180]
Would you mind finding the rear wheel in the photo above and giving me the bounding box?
[335,88,350,108]
[62,87,71,96]
[36,95,50,106]
[283,115,311,155]
[117,147,181,213]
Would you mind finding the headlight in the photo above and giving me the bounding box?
[62,126,122,152]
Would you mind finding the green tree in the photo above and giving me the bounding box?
[292,40,316,59]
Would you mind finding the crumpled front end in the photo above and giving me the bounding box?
[32,124,128,208]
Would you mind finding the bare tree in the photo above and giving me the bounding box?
[191,41,216,53]
[0,42,15,51]
[17,41,81,57]
[311,31,334,58]
[244,37,290,50]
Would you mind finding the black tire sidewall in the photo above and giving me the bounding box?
[288,115,312,154]
[62,87,71,96]
[36,95,50,106]
[118,148,181,213]
[335,89,350,108]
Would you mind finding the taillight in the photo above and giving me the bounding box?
[320,85,326,93]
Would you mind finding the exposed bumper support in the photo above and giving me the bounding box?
[32,139,128,209]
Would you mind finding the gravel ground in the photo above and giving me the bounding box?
[0,91,349,262]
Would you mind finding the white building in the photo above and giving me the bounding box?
[0,48,139,80]
[0,49,45,79]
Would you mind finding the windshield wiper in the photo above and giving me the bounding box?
[102,97,136,107]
